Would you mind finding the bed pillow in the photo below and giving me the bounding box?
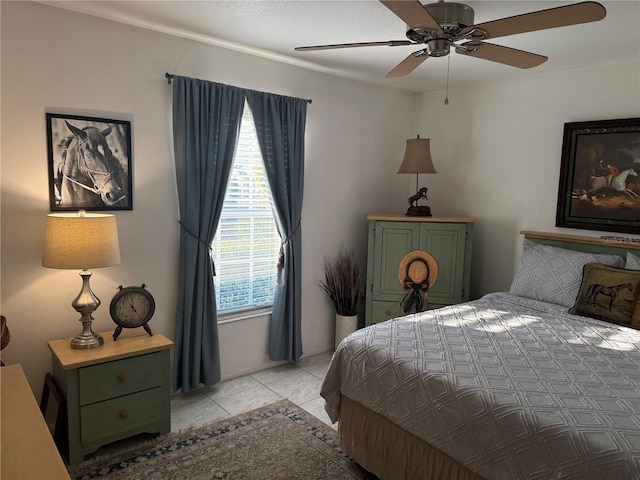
[569,263,640,329]
[625,251,640,270]
[509,239,624,308]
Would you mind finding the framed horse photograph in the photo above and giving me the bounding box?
[46,112,132,211]
[556,117,640,234]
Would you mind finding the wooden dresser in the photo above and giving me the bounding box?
[1,364,70,479]
[365,215,475,325]
[48,329,173,465]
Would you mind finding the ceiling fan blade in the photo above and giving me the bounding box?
[295,40,413,51]
[456,42,547,69]
[379,0,444,35]
[462,1,606,39]
[386,51,429,78]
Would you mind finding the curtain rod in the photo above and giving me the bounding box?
[164,73,312,104]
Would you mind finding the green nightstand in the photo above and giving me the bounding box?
[48,330,172,465]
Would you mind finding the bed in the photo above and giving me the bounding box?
[321,231,640,480]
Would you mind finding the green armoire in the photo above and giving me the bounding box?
[365,215,475,326]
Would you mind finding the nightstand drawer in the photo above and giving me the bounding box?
[80,387,163,444]
[79,352,162,405]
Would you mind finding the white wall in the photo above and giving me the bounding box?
[0,2,416,395]
[416,59,640,297]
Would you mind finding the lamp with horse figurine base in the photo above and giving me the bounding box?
[397,136,437,217]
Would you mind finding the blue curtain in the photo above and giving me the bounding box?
[246,92,308,361]
[171,76,245,392]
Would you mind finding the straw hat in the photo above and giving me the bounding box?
[397,250,438,288]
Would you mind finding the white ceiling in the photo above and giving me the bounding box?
[41,0,640,93]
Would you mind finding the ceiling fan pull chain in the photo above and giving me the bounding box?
[444,55,451,105]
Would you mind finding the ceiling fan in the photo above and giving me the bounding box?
[295,0,606,78]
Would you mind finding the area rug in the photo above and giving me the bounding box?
[67,399,377,480]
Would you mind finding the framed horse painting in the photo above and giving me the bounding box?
[46,113,133,211]
[556,117,640,234]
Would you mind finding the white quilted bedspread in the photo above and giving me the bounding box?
[321,293,640,480]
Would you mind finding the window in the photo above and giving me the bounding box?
[211,105,281,315]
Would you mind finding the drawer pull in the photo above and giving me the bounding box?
[385,310,392,316]
[119,410,128,420]
[118,374,127,383]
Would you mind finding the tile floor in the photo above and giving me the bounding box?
[170,351,336,432]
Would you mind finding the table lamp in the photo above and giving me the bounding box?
[42,210,121,349]
[397,136,437,216]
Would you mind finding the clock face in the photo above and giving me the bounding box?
[110,286,155,327]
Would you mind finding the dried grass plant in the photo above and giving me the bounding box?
[319,250,364,316]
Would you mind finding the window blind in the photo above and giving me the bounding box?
[211,105,280,314]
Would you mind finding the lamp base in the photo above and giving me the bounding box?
[405,205,432,217]
[70,270,104,349]
[71,329,104,349]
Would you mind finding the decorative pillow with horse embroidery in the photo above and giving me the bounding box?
[569,263,640,330]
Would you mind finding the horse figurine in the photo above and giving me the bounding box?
[408,187,428,207]
[405,187,432,217]
[55,121,127,208]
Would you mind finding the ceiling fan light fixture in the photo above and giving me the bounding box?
[426,38,450,57]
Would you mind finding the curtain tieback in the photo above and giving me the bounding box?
[178,221,216,276]
[278,220,301,269]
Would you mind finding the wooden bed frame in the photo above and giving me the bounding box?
[338,230,640,480]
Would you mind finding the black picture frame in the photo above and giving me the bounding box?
[47,113,132,211]
[556,117,640,234]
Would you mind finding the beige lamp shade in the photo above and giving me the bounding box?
[42,212,121,270]
[397,137,437,174]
